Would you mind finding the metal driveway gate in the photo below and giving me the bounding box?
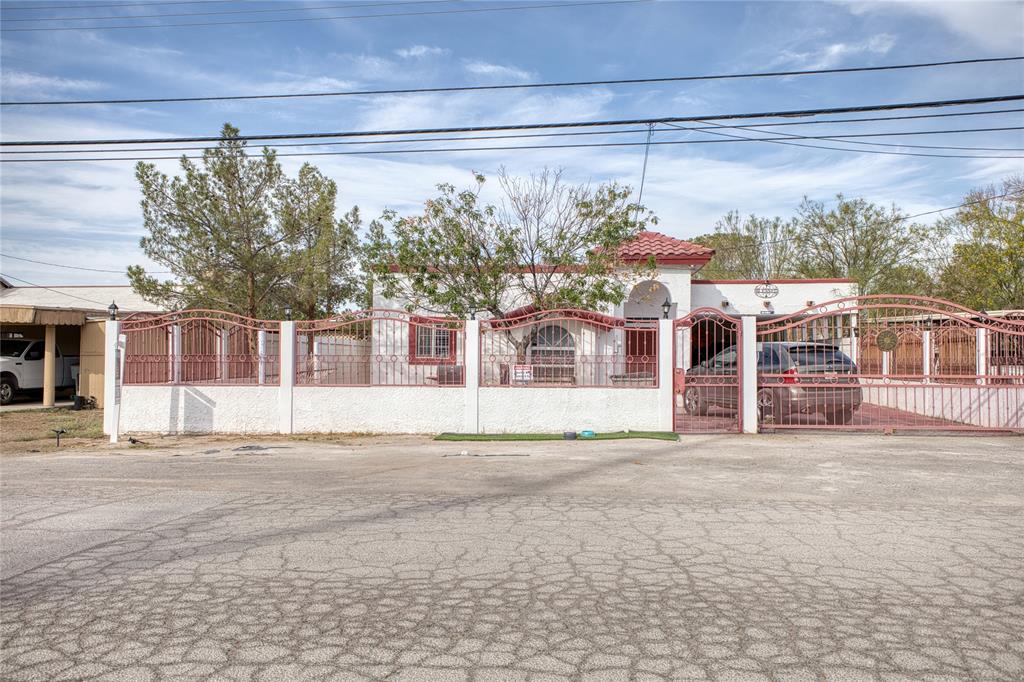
[755,295,1024,432]
[673,308,743,433]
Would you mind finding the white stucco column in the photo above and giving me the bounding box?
[279,321,295,434]
[881,351,890,376]
[976,327,988,385]
[922,330,931,382]
[257,330,267,385]
[463,320,480,433]
[657,319,674,431]
[171,324,182,384]
[103,320,121,435]
[740,316,758,434]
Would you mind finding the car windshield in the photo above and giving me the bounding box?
[1,340,31,357]
[787,346,853,366]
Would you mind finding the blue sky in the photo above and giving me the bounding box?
[1,0,1022,285]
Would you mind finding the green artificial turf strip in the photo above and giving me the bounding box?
[434,431,679,442]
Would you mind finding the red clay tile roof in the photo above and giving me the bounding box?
[618,231,714,264]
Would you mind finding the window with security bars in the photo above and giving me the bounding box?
[416,325,451,359]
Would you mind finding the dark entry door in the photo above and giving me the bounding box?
[626,318,657,377]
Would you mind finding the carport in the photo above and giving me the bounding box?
[0,282,161,407]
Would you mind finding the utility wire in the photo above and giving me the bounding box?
[5,94,1021,146]
[2,0,452,22]
[5,132,1022,163]
[5,56,1021,107]
[4,123,1021,155]
[7,109,1023,155]
[0,252,170,274]
[0,272,119,306]
[2,1,243,10]
[0,0,649,31]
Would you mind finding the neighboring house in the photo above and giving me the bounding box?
[0,284,161,406]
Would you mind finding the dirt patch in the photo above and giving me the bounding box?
[0,408,104,453]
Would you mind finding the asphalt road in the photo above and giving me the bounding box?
[2,434,1022,681]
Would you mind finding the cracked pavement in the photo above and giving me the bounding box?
[1,434,1022,681]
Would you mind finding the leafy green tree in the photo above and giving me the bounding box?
[128,124,360,319]
[935,176,1024,310]
[792,194,927,295]
[364,169,655,318]
[277,165,361,320]
[693,211,797,280]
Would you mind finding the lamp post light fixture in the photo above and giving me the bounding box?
[284,305,292,321]
[661,297,672,319]
[107,301,118,321]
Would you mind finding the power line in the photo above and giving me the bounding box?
[2,1,242,10]
[5,56,1022,107]
[0,252,169,274]
[3,124,1021,159]
[7,108,1023,156]
[5,94,1021,147]
[659,122,1024,156]
[5,132,1022,163]
[0,0,648,32]
[2,0,451,23]
[0,272,117,306]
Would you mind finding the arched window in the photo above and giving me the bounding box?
[528,325,574,365]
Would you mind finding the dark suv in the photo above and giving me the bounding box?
[682,342,863,424]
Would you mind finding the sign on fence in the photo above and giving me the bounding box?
[512,364,533,384]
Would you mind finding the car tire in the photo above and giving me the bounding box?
[0,378,15,406]
[826,408,855,425]
[683,387,708,416]
[756,388,783,425]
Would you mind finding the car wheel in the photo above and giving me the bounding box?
[0,379,14,406]
[825,408,855,425]
[756,388,782,425]
[683,387,708,416]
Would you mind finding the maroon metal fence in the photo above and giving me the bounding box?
[123,311,280,386]
[755,295,1024,432]
[480,309,658,388]
[673,308,743,433]
[295,310,465,386]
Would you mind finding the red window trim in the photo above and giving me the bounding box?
[408,317,457,365]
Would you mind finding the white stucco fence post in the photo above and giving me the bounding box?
[463,320,480,434]
[922,330,931,383]
[657,319,674,431]
[103,319,121,436]
[976,327,988,385]
[741,316,758,434]
[279,321,295,434]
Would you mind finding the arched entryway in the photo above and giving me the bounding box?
[623,281,669,377]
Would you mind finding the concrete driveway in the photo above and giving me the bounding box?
[2,434,1022,681]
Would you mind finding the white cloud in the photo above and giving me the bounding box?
[463,60,534,82]
[772,33,895,70]
[394,45,449,59]
[1,70,104,94]
[844,1,1023,53]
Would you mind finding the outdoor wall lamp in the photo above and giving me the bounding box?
[108,301,118,320]
[284,305,292,321]
[661,297,672,319]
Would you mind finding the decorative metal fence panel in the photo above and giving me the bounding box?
[673,309,742,433]
[295,310,465,386]
[755,295,1024,431]
[480,310,658,388]
[123,311,280,386]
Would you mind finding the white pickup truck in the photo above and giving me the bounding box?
[0,338,80,405]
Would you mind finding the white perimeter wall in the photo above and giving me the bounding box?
[862,379,1023,429]
[120,386,279,434]
[292,386,466,433]
[478,387,661,433]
